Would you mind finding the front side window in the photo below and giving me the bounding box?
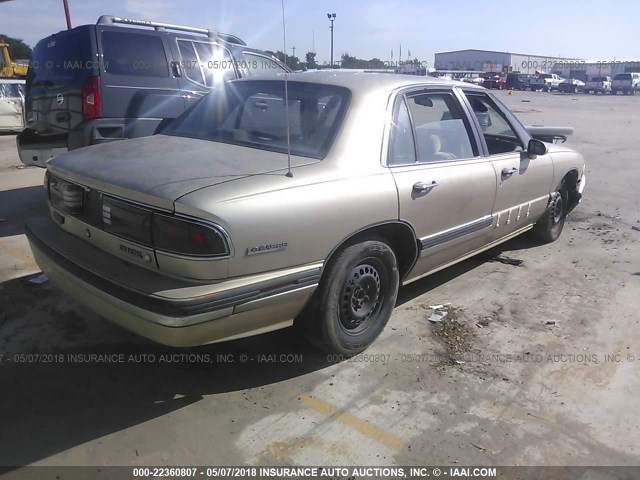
[102,31,169,77]
[165,81,350,159]
[465,93,524,155]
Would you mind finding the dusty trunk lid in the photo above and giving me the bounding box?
[48,134,315,210]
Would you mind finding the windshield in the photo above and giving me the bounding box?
[164,80,351,159]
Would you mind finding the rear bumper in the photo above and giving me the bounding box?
[17,130,68,168]
[25,216,320,346]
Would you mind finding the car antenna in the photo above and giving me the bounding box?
[281,0,293,178]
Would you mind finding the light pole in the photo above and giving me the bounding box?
[327,13,336,67]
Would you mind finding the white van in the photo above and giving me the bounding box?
[0,79,25,132]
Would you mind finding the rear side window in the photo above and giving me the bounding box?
[405,92,476,163]
[244,53,287,78]
[102,31,169,77]
[178,41,236,87]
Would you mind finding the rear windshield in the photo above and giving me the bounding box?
[0,83,24,98]
[591,77,607,82]
[614,74,631,80]
[28,29,92,87]
[164,81,351,159]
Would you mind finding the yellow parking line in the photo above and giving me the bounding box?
[293,392,405,450]
[0,242,36,267]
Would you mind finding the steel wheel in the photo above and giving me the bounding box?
[297,240,399,355]
[339,261,383,334]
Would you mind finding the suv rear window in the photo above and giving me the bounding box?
[614,74,631,80]
[28,30,92,86]
[591,77,606,82]
[165,81,351,159]
[102,31,169,77]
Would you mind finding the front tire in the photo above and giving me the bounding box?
[532,185,568,243]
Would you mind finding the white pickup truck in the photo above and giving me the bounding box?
[530,73,565,92]
[584,76,611,94]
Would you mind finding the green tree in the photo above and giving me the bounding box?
[305,51,317,69]
[0,34,32,59]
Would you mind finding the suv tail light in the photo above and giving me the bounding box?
[152,215,229,257]
[82,76,102,119]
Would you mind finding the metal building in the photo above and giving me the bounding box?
[434,49,581,74]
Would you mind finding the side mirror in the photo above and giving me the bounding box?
[527,138,547,158]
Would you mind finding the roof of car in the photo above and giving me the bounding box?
[234,70,485,92]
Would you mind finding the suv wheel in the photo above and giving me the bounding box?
[532,185,568,243]
[299,240,399,355]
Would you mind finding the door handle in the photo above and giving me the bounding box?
[501,167,518,177]
[413,181,439,193]
[254,101,269,110]
[171,62,182,77]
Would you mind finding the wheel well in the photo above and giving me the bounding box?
[326,222,419,281]
[561,169,581,212]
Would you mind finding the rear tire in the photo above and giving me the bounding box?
[299,240,399,355]
[532,185,568,243]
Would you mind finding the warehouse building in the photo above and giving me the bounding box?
[434,49,581,74]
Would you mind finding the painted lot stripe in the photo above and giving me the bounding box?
[0,238,36,267]
[294,393,405,450]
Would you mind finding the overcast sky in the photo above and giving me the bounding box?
[1,0,639,64]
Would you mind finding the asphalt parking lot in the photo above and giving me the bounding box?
[1,90,639,470]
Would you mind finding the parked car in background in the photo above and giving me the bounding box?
[506,73,532,91]
[558,78,585,93]
[460,74,485,86]
[611,73,640,95]
[584,76,611,94]
[17,15,288,168]
[26,72,586,354]
[483,74,506,89]
[530,73,565,92]
[0,78,25,132]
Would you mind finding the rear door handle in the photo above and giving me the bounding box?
[413,181,439,193]
[501,167,518,177]
[171,62,182,77]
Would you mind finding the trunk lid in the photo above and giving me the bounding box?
[48,134,316,210]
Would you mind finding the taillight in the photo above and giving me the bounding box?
[152,214,229,257]
[82,76,102,119]
[49,176,84,214]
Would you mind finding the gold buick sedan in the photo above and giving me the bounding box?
[26,72,586,354]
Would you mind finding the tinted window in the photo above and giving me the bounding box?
[165,81,350,159]
[244,53,287,78]
[388,98,416,166]
[28,30,92,86]
[178,41,205,85]
[466,93,523,155]
[405,92,475,162]
[614,74,631,80]
[102,31,168,77]
[193,42,235,86]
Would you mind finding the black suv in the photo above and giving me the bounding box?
[505,73,532,91]
[18,15,288,167]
